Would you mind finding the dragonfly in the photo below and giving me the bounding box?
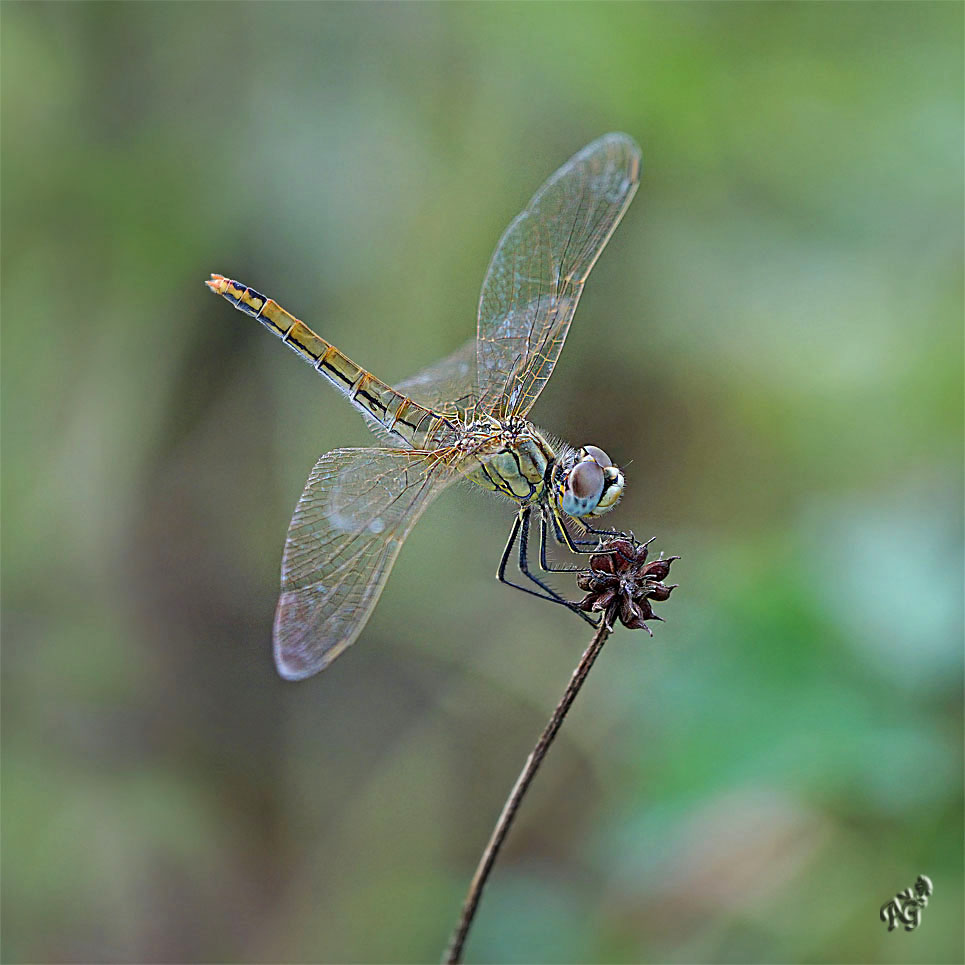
[206,132,641,680]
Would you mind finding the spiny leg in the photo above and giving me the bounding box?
[538,511,589,573]
[517,508,599,626]
[496,509,598,625]
[497,511,571,607]
[582,518,634,539]
[548,506,630,555]
[547,508,639,570]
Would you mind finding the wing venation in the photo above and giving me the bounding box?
[394,338,477,415]
[476,133,641,417]
[274,447,455,679]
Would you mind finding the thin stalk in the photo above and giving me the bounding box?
[443,619,613,963]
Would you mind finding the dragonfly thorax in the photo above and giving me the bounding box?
[458,416,556,506]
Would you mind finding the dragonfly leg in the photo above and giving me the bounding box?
[496,509,598,625]
[579,518,636,542]
[518,509,599,626]
[548,507,622,553]
[497,511,571,605]
[538,511,588,573]
[548,510,603,554]
[548,508,640,567]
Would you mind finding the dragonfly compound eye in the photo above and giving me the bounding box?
[590,465,625,516]
[581,445,612,468]
[561,459,605,517]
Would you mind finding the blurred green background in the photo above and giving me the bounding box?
[2,3,962,963]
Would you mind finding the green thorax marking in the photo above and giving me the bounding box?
[458,416,557,505]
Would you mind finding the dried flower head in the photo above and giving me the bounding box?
[575,536,678,633]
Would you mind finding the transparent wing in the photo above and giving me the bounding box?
[476,133,641,417]
[394,338,478,415]
[274,447,456,679]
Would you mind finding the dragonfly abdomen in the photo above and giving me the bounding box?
[350,372,454,449]
[206,275,452,449]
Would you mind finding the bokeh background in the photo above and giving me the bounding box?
[2,3,962,963]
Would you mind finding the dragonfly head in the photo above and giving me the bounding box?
[557,445,624,518]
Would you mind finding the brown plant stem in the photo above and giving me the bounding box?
[443,619,613,964]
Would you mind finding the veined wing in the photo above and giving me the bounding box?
[274,447,456,679]
[476,133,641,418]
[394,338,477,416]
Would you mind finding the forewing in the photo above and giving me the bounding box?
[476,133,641,417]
[394,338,477,415]
[274,447,455,679]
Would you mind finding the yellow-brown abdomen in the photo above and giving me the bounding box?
[205,274,454,450]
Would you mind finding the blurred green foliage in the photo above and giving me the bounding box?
[2,3,962,963]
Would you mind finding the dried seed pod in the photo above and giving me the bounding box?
[573,535,678,634]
